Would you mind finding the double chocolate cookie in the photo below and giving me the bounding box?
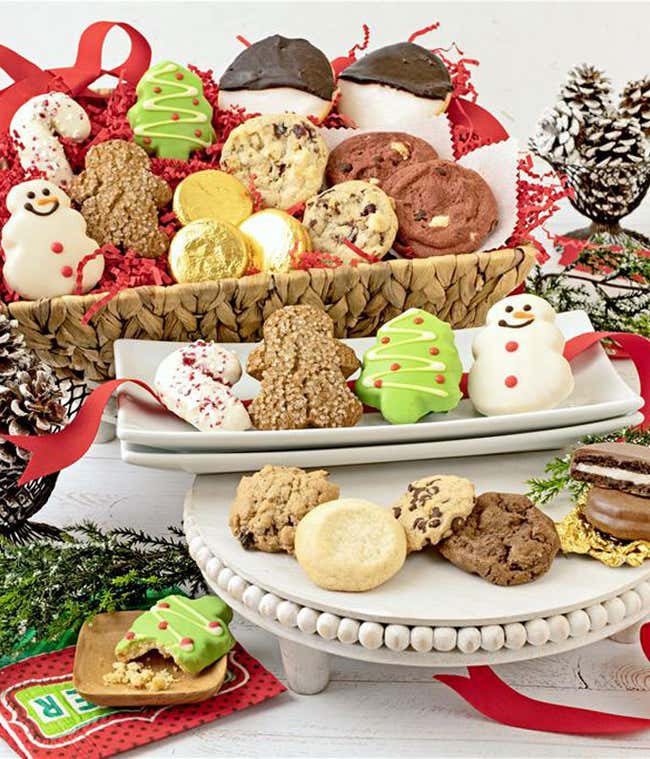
[438,492,560,586]
[383,159,498,257]
[326,132,438,188]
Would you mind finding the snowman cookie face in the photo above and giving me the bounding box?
[2,180,103,300]
[468,294,574,416]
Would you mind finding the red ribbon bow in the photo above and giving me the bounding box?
[0,21,151,132]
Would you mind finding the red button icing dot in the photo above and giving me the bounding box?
[125,631,135,640]
[60,265,73,278]
[208,621,222,630]
[171,113,180,121]
[50,241,63,253]
[505,341,519,352]
[175,72,184,80]
[381,336,390,344]
[157,602,170,608]
[194,129,202,137]
[435,374,445,384]
[374,379,383,388]
[180,637,194,648]
[192,97,199,105]
[414,316,424,324]
[390,363,400,371]
[505,375,518,388]
[158,620,168,629]
[429,346,439,355]
[153,86,162,93]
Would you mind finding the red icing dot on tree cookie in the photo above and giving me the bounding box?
[374,379,383,388]
[180,637,194,649]
[194,129,202,137]
[153,86,162,93]
[429,346,439,355]
[435,374,445,384]
[414,316,424,324]
[158,620,168,630]
[143,137,151,145]
[171,113,180,121]
[157,602,170,608]
[390,363,400,371]
[381,336,390,344]
[505,375,518,388]
[125,631,135,640]
[60,265,73,278]
[175,72,184,80]
[50,241,63,253]
[192,98,199,105]
[505,341,519,352]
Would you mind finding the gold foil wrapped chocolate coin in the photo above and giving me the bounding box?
[239,209,311,272]
[173,170,253,227]
[169,218,249,283]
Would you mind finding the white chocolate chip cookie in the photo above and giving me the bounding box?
[220,113,328,209]
[295,498,407,591]
[302,180,398,263]
[392,475,476,552]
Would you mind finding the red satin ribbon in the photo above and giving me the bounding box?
[0,21,151,131]
[436,622,650,734]
[1,330,648,486]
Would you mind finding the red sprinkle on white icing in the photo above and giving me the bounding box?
[505,341,519,352]
[505,375,518,388]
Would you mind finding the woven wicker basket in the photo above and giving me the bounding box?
[4,244,536,381]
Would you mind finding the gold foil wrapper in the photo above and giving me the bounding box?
[556,490,650,567]
[239,209,311,273]
[173,169,253,227]
[169,218,249,283]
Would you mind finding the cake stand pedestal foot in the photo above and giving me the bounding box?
[279,639,330,694]
[609,617,648,644]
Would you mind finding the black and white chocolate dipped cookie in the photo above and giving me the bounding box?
[218,35,335,121]
[337,42,453,128]
[570,443,650,498]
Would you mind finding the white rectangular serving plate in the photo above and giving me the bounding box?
[120,411,643,474]
[114,310,642,453]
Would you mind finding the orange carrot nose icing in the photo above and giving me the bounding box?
[513,310,534,319]
[114,594,235,675]
[36,196,58,206]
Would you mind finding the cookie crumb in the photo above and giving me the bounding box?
[103,661,177,691]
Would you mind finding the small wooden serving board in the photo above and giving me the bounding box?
[73,611,227,707]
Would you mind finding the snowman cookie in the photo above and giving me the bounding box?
[467,294,574,415]
[1,179,103,300]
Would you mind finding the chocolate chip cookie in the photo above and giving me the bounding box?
[220,113,328,209]
[382,159,498,257]
[326,131,438,187]
[438,492,560,586]
[392,475,475,552]
[229,465,340,553]
[302,180,398,262]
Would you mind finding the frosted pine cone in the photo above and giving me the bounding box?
[581,115,647,168]
[529,101,583,162]
[619,77,650,136]
[560,64,613,122]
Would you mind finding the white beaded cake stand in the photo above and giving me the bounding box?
[183,461,650,695]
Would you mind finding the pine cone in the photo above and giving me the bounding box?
[580,115,647,168]
[529,101,584,163]
[0,314,32,378]
[560,64,613,123]
[619,77,650,136]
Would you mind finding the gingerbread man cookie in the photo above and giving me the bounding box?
[70,139,172,258]
[246,305,363,430]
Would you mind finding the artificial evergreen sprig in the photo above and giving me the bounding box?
[0,522,206,662]
[528,234,650,337]
[527,427,650,505]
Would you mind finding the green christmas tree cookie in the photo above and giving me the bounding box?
[355,308,463,424]
[114,594,235,675]
[128,61,215,160]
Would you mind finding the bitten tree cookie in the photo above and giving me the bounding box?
[382,159,498,257]
[246,305,363,430]
[392,475,476,552]
[438,492,560,586]
[220,113,328,209]
[302,180,398,263]
[128,61,215,160]
[229,465,340,553]
[70,140,172,258]
[355,308,463,424]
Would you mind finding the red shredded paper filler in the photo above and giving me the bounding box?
[0,643,285,758]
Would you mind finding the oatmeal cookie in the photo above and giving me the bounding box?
[302,180,398,262]
[326,131,438,187]
[438,492,560,586]
[229,465,340,553]
[392,475,475,552]
[382,159,498,257]
[247,305,363,430]
[220,113,328,209]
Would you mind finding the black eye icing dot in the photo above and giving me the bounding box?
[27,192,35,199]
[523,304,532,311]
[505,305,513,313]
[42,188,50,196]
[498,319,507,326]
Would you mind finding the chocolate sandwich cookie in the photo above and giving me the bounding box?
[570,442,650,498]
[382,159,499,257]
[326,132,438,188]
[584,486,650,541]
